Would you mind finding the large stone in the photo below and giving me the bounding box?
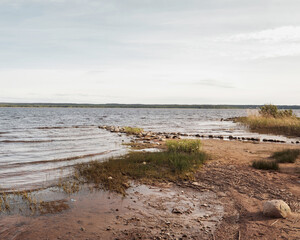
[263,200,291,218]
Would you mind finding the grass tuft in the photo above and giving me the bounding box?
[166,139,202,153]
[252,160,279,170]
[272,149,300,163]
[124,127,143,135]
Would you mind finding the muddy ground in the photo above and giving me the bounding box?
[0,139,299,240]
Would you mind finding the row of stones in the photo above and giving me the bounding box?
[98,125,300,144]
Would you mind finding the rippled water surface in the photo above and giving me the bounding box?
[0,107,299,191]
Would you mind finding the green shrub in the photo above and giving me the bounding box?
[259,104,295,118]
[252,160,279,170]
[272,149,300,163]
[166,139,202,153]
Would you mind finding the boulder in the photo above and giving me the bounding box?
[263,200,291,218]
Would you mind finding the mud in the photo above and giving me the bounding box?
[0,183,224,240]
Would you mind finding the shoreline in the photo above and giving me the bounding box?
[1,137,300,239]
[1,103,300,109]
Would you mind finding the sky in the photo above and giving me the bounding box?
[0,0,299,105]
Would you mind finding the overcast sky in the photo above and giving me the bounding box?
[0,0,299,104]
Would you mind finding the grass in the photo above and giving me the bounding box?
[252,160,279,170]
[75,139,208,195]
[252,149,299,171]
[236,115,300,137]
[271,149,300,163]
[123,127,144,135]
[166,139,202,153]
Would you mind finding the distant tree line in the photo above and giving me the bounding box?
[0,103,299,109]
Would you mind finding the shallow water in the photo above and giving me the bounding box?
[0,107,299,191]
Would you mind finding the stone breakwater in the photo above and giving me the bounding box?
[98,125,300,145]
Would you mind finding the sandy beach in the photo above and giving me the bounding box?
[1,139,299,240]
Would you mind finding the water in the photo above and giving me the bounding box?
[0,107,299,191]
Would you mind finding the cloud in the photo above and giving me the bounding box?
[0,1,299,104]
[214,26,300,60]
[219,26,300,43]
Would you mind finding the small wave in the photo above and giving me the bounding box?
[0,140,54,143]
[36,125,97,130]
[0,165,68,178]
[0,150,115,168]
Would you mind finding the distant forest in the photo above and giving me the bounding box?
[0,103,299,109]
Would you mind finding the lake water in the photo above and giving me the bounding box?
[0,107,299,191]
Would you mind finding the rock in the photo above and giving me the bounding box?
[263,200,291,218]
[172,208,182,214]
[192,182,201,186]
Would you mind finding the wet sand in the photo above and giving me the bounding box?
[0,139,300,240]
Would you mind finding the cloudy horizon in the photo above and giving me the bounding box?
[1,0,299,105]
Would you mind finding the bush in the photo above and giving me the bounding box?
[252,160,279,170]
[272,149,300,163]
[259,104,295,118]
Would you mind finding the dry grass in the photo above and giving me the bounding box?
[0,192,10,212]
[236,115,300,137]
[0,190,69,215]
[57,178,80,195]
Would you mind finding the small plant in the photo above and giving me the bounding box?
[252,160,279,170]
[166,139,202,153]
[272,149,300,163]
[0,192,10,212]
[124,127,143,135]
